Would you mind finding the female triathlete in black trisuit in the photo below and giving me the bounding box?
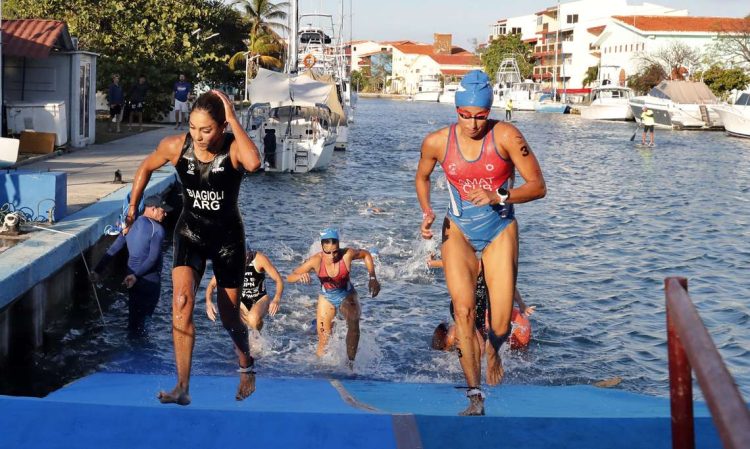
[126,90,261,406]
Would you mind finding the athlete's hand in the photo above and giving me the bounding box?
[269,298,281,316]
[368,278,381,298]
[206,300,218,322]
[211,89,236,120]
[467,187,497,206]
[523,305,536,317]
[420,211,435,239]
[123,274,137,289]
[297,272,311,284]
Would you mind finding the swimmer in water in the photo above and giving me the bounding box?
[127,90,262,406]
[428,254,535,353]
[287,228,381,368]
[206,248,284,334]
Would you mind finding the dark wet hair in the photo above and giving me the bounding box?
[431,322,449,350]
[191,92,226,124]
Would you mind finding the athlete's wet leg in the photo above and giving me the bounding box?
[482,220,518,386]
[340,293,362,366]
[217,286,254,400]
[316,297,336,357]
[442,218,483,415]
[158,266,198,405]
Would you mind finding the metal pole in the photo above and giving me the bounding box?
[665,277,694,449]
[289,0,299,74]
[553,0,559,99]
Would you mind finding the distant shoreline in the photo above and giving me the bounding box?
[357,93,410,100]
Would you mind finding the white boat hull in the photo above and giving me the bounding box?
[438,91,455,104]
[629,97,724,130]
[714,106,750,138]
[580,103,634,121]
[412,91,440,102]
[335,125,348,150]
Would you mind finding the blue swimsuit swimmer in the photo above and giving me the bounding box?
[317,228,354,307]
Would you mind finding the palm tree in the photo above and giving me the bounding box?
[582,65,599,87]
[229,0,290,76]
[232,0,290,38]
[228,33,284,76]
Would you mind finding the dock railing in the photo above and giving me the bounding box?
[665,277,750,449]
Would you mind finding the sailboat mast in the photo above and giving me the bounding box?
[553,0,560,99]
[289,0,299,73]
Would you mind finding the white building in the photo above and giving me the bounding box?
[389,36,481,95]
[489,14,538,42]
[530,0,686,91]
[2,20,98,148]
[348,40,401,74]
[595,16,750,86]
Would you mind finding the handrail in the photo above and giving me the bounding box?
[665,277,750,449]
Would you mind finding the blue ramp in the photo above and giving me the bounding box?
[0,373,725,449]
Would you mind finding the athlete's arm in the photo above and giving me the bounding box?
[212,89,261,172]
[494,123,546,204]
[287,256,319,284]
[415,131,443,239]
[205,276,218,321]
[127,136,182,227]
[348,248,380,298]
[256,252,284,316]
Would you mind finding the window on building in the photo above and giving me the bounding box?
[497,25,506,35]
[353,46,357,51]
[537,16,543,26]
[566,14,578,24]
[511,27,522,34]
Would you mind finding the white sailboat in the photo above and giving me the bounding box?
[244,0,341,173]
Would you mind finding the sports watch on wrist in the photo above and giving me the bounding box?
[496,187,510,205]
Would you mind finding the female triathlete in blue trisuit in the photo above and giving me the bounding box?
[126,90,261,406]
[287,228,381,367]
[416,70,546,415]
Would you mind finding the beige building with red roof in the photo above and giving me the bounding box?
[389,34,481,95]
[594,16,750,85]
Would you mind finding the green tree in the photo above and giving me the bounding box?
[627,63,667,95]
[695,65,750,99]
[480,34,534,80]
[350,70,368,92]
[231,0,289,38]
[4,0,249,118]
[582,66,599,87]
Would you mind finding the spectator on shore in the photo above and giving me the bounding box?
[107,74,124,133]
[128,74,149,131]
[173,74,192,130]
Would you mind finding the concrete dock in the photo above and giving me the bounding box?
[0,127,178,363]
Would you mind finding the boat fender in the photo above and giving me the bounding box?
[303,54,317,68]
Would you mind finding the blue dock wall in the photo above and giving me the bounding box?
[1,170,67,221]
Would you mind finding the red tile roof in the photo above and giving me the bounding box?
[612,16,750,33]
[588,25,606,36]
[1,19,74,59]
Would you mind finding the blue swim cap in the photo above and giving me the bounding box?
[320,228,340,240]
[455,70,493,109]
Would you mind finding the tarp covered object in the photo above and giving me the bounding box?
[648,80,718,104]
[249,68,345,119]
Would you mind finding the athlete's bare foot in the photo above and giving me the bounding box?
[458,394,485,416]
[486,344,505,386]
[157,386,191,406]
[236,371,256,401]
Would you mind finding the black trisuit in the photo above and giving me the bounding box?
[240,250,267,309]
[173,133,245,288]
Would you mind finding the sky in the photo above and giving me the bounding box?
[293,0,749,50]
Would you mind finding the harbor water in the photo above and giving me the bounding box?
[4,99,749,400]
